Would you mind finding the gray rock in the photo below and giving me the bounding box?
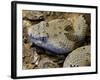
[63,45,91,67]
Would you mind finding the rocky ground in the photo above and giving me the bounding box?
[22,10,91,69]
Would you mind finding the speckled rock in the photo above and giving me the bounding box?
[22,10,44,20]
[63,45,91,67]
[28,15,87,54]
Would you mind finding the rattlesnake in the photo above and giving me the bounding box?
[28,15,88,54]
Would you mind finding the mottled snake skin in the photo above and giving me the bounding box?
[28,15,87,54]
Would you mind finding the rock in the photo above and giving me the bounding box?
[23,20,32,28]
[38,57,59,68]
[22,10,44,20]
[23,44,32,57]
[23,43,41,69]
[44,12,65,20]
[23,63,36,69]
[63,45,91,67]
[28,15,88,54]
